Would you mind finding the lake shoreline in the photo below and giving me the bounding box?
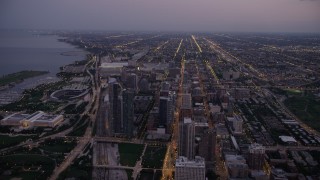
[0,70,49,87]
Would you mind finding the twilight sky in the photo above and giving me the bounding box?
[1,0,319,32]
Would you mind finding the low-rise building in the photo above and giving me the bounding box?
[1,111,63,128]
[225,154,249,179]
[175,156,206,180]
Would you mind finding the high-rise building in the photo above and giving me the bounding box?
[122,89,135,137]
[179,117,195,160]
[225,154,249,179]
[180,93,192,120]
[126,73,138,91]
[160,81,170,96]
[159,96,173,128]
[175,156,206,180]
[198,128,216,162]
[108,79,122,135]
[181,93,192,109]
[138,77,149,92]
[247,143,265,170]
[227,115,243,135]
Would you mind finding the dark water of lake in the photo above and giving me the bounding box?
[0,30,87,76]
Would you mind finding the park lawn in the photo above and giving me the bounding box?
[58,148,93,180]
[0,154,55,179]
[41,143,77,153]
[118,143,144,167]
[67,122,88,137]
[40,139,77,153]
[0,171,39,180]
[141,146,167,169]
[126,169,133,180]
[58,168,91,180]
[0,135,33,149]
[284,95,320,132]
[138,170,155,180]
[67,115,90,137]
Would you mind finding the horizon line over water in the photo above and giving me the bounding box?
[0,30,88,77]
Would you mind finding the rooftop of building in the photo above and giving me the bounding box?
[33,114,62,122]
[225,154,246,164]
[183,117,192,124]
[175,156,205,168]
[279,136,297,143]
[194,122,209,127]
[134,95,153,100]
[2,113,29,121]
[100,62,128,68]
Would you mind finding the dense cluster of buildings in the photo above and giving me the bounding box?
[18,32,317,179]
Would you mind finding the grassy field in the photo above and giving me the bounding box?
[126,169,134,180]
[118,143,144,167]
[284,95,320,132]
[138,169,158,180]
[67,120,89,137]
[58,168,91,180]
[141,146,167,169]
[40,138,77,153]
[0,135,33,149]
[58,148,93,180]
[67,115,90,137]
[0,154,55,180]
[0,70,49,86]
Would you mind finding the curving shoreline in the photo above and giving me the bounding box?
[0,70,49,87]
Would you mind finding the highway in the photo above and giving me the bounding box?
[49,55,101,180]
[49,126,93,180]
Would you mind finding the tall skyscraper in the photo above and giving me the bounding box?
[122,89,135,138]
[160,81,170,96]
[175,156,206,180]
[159,96,173,128]
[247,143,265,170]
[227,115,243,135]
[179,117,195,160]
[225,155,249,179]
[108,79,122,135]
[126,73,138,91]
[138,77,149,92]
[180,93,192,120]
[198,128,216,162]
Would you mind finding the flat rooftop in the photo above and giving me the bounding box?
[175,156,205,168]
[3,113,29,121]
[34,114,62,122]
[100,62,128,68]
